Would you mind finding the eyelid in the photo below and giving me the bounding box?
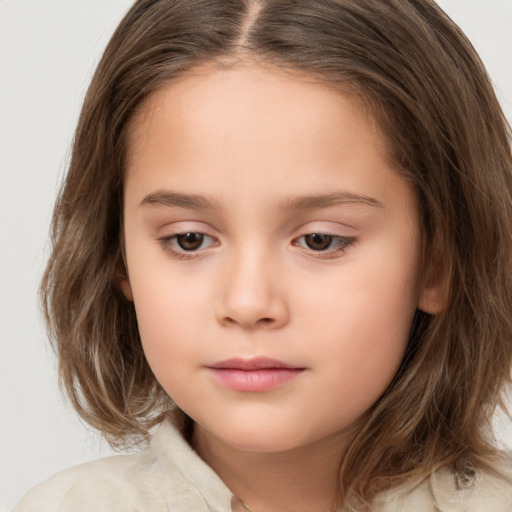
[157,227,219,260]
[155,220,216,237]
[155,222,357,260]
[293,233,355,255]
[291,222,357,259]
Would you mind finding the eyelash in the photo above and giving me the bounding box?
[157,232,356,260]
[158,232,218,260]
[292,233,356,259]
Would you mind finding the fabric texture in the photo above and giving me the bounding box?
[15,418,512,512]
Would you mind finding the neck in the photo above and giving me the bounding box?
[192,424,351,512]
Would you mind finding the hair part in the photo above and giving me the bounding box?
[41,0,512,507]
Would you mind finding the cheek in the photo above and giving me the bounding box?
[126,263,200,371]
[300,248,419,391]
[303,248,418,334]
[133,294,200,402]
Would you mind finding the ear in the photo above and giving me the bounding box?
[117,233,133,301]
[117,272,134,302]
[417,282,445,314]
[417,255,447,315]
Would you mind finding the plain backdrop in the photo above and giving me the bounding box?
[1,1,511,510]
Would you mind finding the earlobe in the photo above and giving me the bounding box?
[417,284,445,315]
[417,240,448,315]
[117,237,133,301]
[417,263,448,314]
[118,275,134,302]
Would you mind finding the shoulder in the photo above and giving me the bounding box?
[13,418,231,512]
[374,457,512,512]
[13,449,166,512]
[429,460,512,512]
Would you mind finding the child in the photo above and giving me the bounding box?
[15,0,512,510]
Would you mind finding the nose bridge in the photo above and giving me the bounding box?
[216,241,288,329]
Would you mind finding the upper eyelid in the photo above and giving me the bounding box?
[294,229,349,237]
[292,219,357,233]
[155,217,355,234]
[157,226,354,240]
[156,219,356,242]
[160,231,217,245]
[293,233,355,246]
[292,226,356,242]
[159,231,354,251]
[156,221,216,235]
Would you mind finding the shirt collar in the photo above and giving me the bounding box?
[150,416,236,511]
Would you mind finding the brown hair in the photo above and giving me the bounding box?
[41,0,512,506]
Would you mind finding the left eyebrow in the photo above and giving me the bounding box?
[280,192,384,211]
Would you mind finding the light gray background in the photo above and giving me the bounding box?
[1,1,511,510]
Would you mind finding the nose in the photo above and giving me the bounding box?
[214,249,289,330]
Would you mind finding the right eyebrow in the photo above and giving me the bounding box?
[139,190,219,210]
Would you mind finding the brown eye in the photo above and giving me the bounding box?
[158,231,217,258]
[304,233,333,251]
[294,233,355,257]
[176,232,204,251]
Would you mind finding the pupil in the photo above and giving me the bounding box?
[177,232,203,250]
[305,233,332,250]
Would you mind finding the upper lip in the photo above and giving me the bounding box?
[207,357,302,370]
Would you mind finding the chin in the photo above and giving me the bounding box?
[198,417,318,453]
[221,432,302,453]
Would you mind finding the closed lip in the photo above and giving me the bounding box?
[207,357,303,370]
[206,357,306,392]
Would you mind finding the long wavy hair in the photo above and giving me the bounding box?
[41,0,512,507]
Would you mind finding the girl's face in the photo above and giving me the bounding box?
[122,63,435,453]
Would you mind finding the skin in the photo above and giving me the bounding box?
[121,62,439,512]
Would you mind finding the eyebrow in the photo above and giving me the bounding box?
[139,189,383,211]
[280,192,384,211]
[140,190,219,210]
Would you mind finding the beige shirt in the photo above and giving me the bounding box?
[15,418,512,511]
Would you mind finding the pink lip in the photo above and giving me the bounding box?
[206,358,305,392]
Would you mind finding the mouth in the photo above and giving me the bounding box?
[206,357,306,392]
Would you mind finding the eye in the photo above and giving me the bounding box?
[158,231,217,257]
[175,232,207,251]
[303,233,334,251]
[294,233,355,255]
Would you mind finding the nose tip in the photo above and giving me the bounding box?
[214,258,289,330]
[216,293,289,330]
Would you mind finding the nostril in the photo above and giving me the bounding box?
[215,292,289,330]
[222,316,275,328]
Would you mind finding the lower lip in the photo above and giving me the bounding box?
[207,368,304,392]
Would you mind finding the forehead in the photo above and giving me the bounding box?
[125,61,385,166]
